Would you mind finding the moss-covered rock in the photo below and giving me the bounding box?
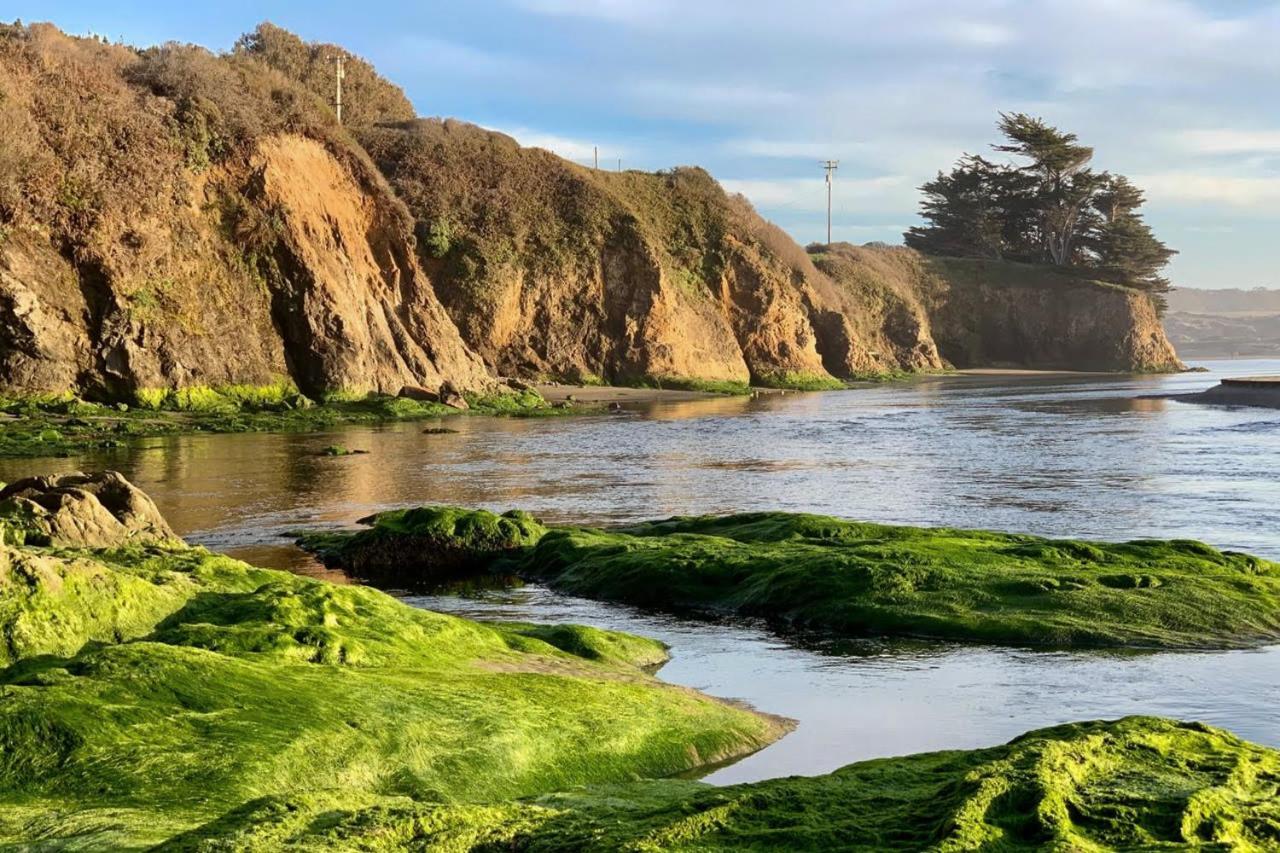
[0,542,783,849]
[156,717,1280,851]
[298,506,547,588]
[525,512,1280,649]
[302,508,1280,649]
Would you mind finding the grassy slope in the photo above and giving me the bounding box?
[158,716,1280,851]
[0,544,782,850]
[302,508,1280,650]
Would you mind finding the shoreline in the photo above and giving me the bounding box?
[537,368,1155,404]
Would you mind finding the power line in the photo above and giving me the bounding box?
[821,160,839,245]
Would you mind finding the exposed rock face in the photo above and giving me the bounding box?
[805,244,944,376]
[248,135,491,395]
[0,471,179,547]
[0,25,491,400]
[363,122,1180,385]
[359,121,887,387]
[810,245,1182,373]
[0,25,1183,400]
[920,257,1184,372]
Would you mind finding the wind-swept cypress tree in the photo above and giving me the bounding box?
[906,114,1176,311]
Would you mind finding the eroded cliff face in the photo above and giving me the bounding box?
[362,121,1180,386]
[809,245,1183,374]
[0,25,1183,401]
[918,257,1184,372]
[360,120,925,387]
[0,25,491,399]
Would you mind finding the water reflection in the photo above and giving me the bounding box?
[407,583,1280,785]
[2,360,1279,781]
[0,359,1277,563]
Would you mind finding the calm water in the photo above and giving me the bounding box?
[4,358,1279,783]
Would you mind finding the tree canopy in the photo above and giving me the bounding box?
[905,113,1175,309]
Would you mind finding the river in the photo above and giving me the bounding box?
[4,358,1278,784]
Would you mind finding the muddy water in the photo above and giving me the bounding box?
[4,358,1278,783]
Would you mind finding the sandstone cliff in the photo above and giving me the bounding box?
[356,117,1179,383]
[0,23,1183,402]
[811,245,1183,373]
[0,24,490,399]
[360,119,862,387]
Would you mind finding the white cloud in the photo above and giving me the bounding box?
[1133,173,1280,208]
[722,176,911,213]
[492,126,624,163]
[1173,129,1280,155]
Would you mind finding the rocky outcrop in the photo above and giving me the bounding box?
[0,471,179,547]
[920,256,1184,372]
[809,245,1182,373]
[0,25,1183,400]
[0,24,491,401]
[362,121,1180,385]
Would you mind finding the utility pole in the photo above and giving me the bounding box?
[617,158,622,172]
[334,55,345,124]
[821,160,839,245]
[593,145,598,170]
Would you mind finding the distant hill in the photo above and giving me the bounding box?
[1167,287,1280,316]
[1164,288,1280,358]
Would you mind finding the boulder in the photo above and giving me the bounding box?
[0,471,180,548]
[438,381,470,410]
[398,384,440,403]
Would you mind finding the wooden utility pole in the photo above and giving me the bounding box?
[593,145,598,170]
[334,55,345,124]
[821,160,839,245]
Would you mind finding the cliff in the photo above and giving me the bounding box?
[0,23,1183,402]
[0,24,490,399]
[358,119,1180,383]
[359,118,895,387]
[812,244,1182,373]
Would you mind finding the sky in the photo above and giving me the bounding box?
[19,0,1280,288]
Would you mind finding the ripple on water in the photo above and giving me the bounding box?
[4,359,1279,781]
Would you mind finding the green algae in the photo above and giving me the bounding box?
[302,508,1280,650]
[0,388,575,459]
[297,506,547,589]
[152,717,1280,851]
[752,371,850,391]
[0,543,783,849]
[527,512,1280,649]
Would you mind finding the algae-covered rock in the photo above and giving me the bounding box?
[298,506,547,588]
[522,512,1280,649]
[0,471,179,548]
[0,541,781,849]
[301,507,1280,650]
[156,716,1280,851]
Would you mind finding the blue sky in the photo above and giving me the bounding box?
[19,0,1280,288]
